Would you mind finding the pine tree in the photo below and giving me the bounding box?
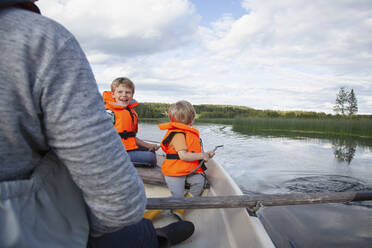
[333,87,348,116]
[346,89,358,117]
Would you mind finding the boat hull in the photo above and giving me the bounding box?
[139,157,274,248]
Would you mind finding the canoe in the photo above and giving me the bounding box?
[136,154,275,248]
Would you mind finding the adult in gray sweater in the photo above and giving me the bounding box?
[0,1,158,247]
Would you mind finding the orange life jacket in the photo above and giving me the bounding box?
[103,91,139,151]
[159,122,203,176]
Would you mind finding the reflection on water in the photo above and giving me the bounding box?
[259,203,372,248]
[332,138,357,164]
[230,128,372,165]
[138,122,372,248]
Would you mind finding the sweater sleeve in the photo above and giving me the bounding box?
[37,36,146,235]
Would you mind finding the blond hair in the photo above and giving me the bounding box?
[168,100,196,125]
[111,77,135,93]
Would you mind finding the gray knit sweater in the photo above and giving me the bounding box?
[0,8,146,235]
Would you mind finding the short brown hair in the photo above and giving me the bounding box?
[168,100,196,125]
[111,77,135,93]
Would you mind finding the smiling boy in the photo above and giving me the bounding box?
[103,77,159,166]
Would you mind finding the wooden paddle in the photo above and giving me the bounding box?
[146,191,372,209]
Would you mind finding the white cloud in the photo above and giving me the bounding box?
[37,0,372,113]
[38,0,199,56]
[207,1,371,73]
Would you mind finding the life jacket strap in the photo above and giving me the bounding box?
[166,153,207,174]
[162,132,185,146]
[126,106,136,128]
[119,131,137,140]
[165,154,180,159]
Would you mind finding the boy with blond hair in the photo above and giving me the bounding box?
[103,77,159,166]
[158,100,215,217]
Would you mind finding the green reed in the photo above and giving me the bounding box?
[232,118,372,138]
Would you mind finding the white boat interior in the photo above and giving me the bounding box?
[136,155,275,248]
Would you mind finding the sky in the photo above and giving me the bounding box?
[37,0,372,114]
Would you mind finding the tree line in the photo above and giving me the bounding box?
[136,102,370,120]
[136,88,367,120]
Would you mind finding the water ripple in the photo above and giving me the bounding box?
[283,175,371,193]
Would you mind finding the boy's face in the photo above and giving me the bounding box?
[112,85,133,107]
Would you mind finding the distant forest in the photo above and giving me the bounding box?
[135,102,372,120]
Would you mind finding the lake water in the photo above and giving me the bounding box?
[138,122,372,248]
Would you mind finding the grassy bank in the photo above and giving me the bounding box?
[232,118,372,138]
[140,116,372,138]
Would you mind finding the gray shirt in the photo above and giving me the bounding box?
[0,7,146,235]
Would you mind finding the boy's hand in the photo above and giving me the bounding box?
[148,144,160,152]
[207,150,215,158]
[202,150,215,161]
